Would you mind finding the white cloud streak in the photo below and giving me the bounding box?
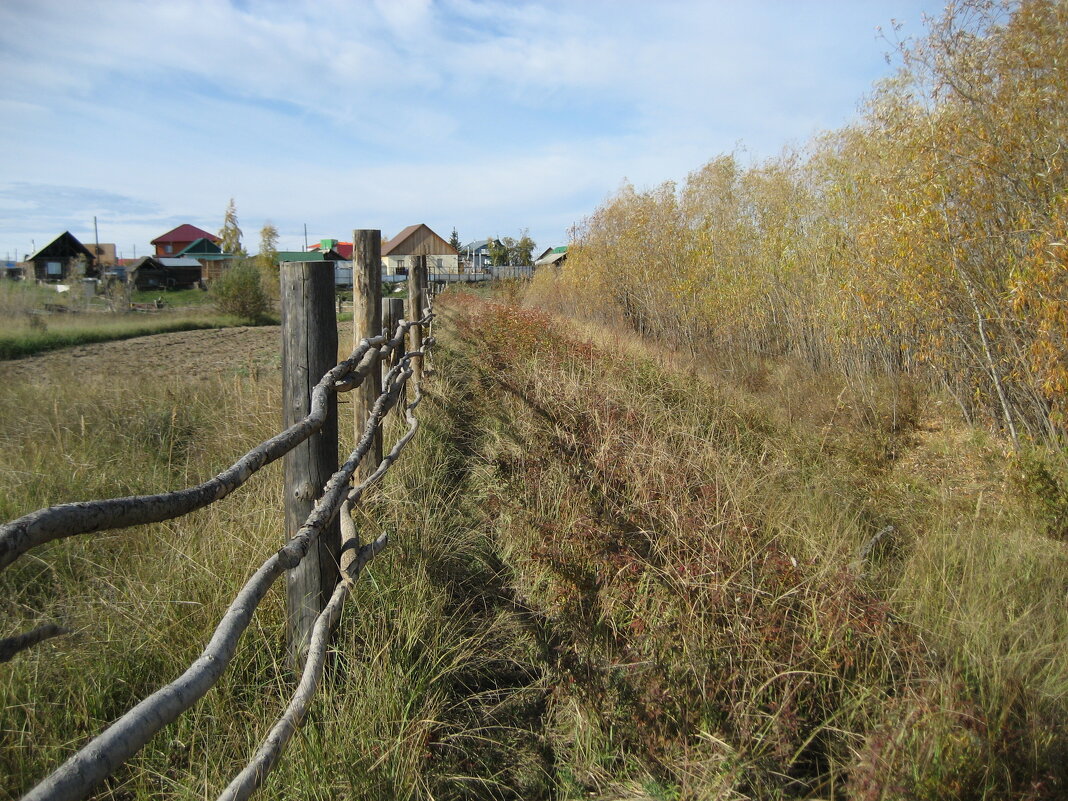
[0,0,945,257]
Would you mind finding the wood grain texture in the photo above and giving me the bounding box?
[281,261,339,670]
[407,255,427,387]
[353,230,383,483]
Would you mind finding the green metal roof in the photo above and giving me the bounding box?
[275,251,329,262]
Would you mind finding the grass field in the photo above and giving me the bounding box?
[1,287,1065,799]
[0,280,276,360]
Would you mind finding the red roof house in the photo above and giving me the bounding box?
[151,224,219,257]
[307,239,354,260]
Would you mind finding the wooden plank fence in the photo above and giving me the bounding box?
[0,230,435,801]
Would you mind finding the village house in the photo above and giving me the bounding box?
[305,239,354,260]
[382,224,458,277]
[534,245,568,269]
[460,239,502,272]
[151,224,218,257]
[177,237,235,281]
[128,256,203,290]
[25,231,98,282]
[86,242,117,269]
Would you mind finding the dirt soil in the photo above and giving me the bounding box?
[0,326,285,385]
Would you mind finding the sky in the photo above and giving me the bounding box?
[0,0,947,262]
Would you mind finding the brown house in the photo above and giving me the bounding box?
[26,232,98,282]
[151,224,219,257]
[129,256,203,290]
[381,224,459,276]
[86,242,117,268]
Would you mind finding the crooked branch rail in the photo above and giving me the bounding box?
[2,245,435,801]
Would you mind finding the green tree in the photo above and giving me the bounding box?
[449,227,461,253]
[218,198,245,257]
[489,237,509,266]
[211,261,269,322]
[510,229,536,266]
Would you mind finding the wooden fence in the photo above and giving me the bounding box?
[0,231,434,801]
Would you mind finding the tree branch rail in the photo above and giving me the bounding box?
[7,311,435,801]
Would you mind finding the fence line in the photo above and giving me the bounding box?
[4,244,438,801]
[219,366,426,801]
[0,320,418,573]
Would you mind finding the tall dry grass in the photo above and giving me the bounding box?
[440,290,1068,799]
[4,291,1066,799]
[0,329,551,799]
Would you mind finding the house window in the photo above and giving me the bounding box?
[164,244,173,254]
[46,261,62,276]
[436,258,443,269]
[395,258,404,272]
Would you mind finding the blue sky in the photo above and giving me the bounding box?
[0,0,946,261]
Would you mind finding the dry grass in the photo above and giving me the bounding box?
[0,329,551,800]
[436,289,1068,799]
[2,292,1066,800]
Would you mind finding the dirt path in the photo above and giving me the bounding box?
[0,326,284,385]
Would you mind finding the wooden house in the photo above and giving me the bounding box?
[177,238,235,281]
[129,256,203,290]
[534,245,568,269]
[151,224,219,257]
[26,232,98,282]
[382,224,458,276]
[86,243,117,268]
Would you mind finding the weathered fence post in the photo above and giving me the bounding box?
[281,261,339,671]
[353,230,383,481]
[382,296,404,340]
[382,296,405,416]
[407,254,427,386]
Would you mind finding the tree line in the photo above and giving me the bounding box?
[533,0,1068,445]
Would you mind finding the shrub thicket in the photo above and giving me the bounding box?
[212,261,270,323]
[531,0,1068,446]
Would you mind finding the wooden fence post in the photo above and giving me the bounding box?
[281,261,339,671]
[382,296,405,417]
[353,230,383,482]
[407,254,427,386]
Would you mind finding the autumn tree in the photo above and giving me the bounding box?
[218,198,246,257]
[488,237,509,266]
[510,229,537,266]
[530,0,1068,442]
[256,222,280,300]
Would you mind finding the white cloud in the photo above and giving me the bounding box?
[0,0,945,257]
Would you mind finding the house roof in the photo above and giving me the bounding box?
[28,231,94,262]
[535,246,568,267]
[178,238,222,255]
[177,239,232,261]
[128,256,163,270]
[461,239,502,254]
[159,257,203,268]
[151,224,219,245]
[307,241,354,259]
[276,251,331,263]
[382,223,457,257]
